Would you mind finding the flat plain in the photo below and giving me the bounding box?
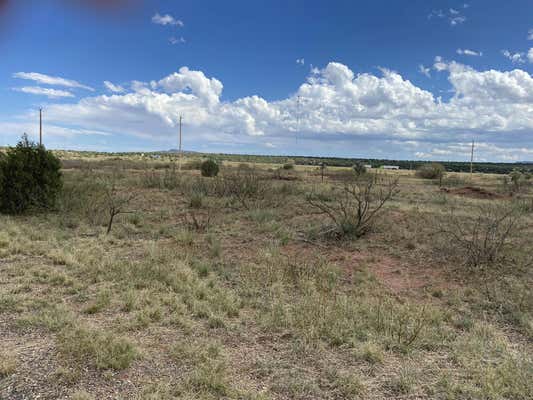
[1,154,532,399]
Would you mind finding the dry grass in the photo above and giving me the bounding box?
[0,154,531,399]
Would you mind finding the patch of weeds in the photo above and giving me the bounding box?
[119,305,164,331]
[48,248,77,267]
[189,192,204,209]
[83,289,111,314]
[170,338,222,365]
[58,326,137,370]
[270,368,321,399]
[452,314,474,331]
[174,229,195,247]
[326,370,366,399]
[128,212,143,227]
[206,234,222,258]
[248,209,276,224]
[208,288,241,318]
[52,366,81,386]
[17,304,75,332]
[171,338,233,397]
[353,341,384,364]
[121,288,138,312]
[385,362,417,395]
[190,259,211,278]
[0,352,17,378]
[275,227,291,246]
[0,294,21,313]
[0,231,10,248]
[48,271,75,287]
[207,315,226,329]
[185,360,231,397]
[138,382,178,400]
[71,391,95,400]
[375,301,448,352]
[450,321,533,398]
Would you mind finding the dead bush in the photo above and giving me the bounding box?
[435,202,527,271]
[100,176,137,234]
[307,174,399,239]
[185,208,213,232]
[216,171,268,210]
[139,167,181,190]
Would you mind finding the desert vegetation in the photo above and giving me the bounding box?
[0,151,532,399]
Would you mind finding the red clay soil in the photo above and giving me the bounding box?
[342,251,443,293]
[281,242,444,295]
[441,186,504,200]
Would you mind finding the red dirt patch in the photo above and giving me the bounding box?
[370,256,432,293]
[441,186,504,200]
[281,242,445,295]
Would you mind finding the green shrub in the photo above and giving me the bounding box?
[416,163,446,181]
[201,159,219,177]
[352,162,367,176]
[0,135,62,214]
[282,163,294,170]
[238,163,252,171]
[506,169,531,194]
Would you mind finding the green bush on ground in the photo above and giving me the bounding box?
[201,159,219,177]
[416,163,446,181]
[0,135,62,214]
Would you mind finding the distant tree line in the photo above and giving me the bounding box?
[4,146,529,175]
[192,153,532,175]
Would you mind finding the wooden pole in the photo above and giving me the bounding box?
[39,108,43,146]
[296,95,301,145]
[178,115,183,171]
[470,139,475,180]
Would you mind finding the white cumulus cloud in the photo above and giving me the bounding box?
[5,61,533,161]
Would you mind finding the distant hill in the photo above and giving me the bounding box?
[164,149,200,154]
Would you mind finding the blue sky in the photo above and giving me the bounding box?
[1,0,533,161]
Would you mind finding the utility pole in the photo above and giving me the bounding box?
[178,115,183,171]
[296,95,301,145]
[39,108,43,146]
[470,139,475,180]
